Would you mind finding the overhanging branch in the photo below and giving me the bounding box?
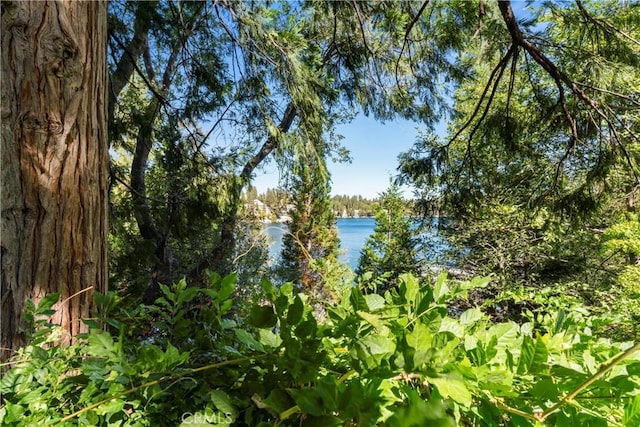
[497,0,639,184]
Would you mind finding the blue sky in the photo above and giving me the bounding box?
[253,115,428,198]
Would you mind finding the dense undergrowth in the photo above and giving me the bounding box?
[1,272,639,426]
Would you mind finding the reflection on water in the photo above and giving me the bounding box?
[263,217,450,271]
[263,223,288,262]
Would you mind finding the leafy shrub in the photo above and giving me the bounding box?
[1,273,639,426]
[599,214,640,340]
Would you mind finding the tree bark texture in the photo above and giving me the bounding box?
[1,0,108,360]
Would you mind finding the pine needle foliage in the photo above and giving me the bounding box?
[357,183,421,292]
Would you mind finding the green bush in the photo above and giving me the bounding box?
[1,273,639,426]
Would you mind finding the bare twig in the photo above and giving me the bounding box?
[351,0,373,57]
[573,82,640,107]
[446,45,516,150]
[473,0,486,38]
[505,48,518,140]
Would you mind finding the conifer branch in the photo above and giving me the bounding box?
[395,1,430,85]
[575,0,640,48]
[497,0,640,185]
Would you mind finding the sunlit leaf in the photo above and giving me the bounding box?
[364,294,385,312]
[429,375,473,407]
[460,308,483,325]
[234,329,264,352]
[357,310,381,328]
[211,389,236,419]
[433,273,450,303]
[35,293,60,316]
[87,331,115,357]
[623,395,640,427]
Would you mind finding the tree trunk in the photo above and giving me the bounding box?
[1,0,108,361]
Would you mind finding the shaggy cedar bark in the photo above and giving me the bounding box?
[1,1,108,360]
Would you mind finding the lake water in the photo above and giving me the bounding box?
[263,217,448,270]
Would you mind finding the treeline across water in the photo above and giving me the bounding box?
[245,185,414,220]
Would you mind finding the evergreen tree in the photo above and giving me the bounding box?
[356,184,420,292]
[399,0,639,290]
[278,144,343,299]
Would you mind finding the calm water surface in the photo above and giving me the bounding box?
[264,217,448,270]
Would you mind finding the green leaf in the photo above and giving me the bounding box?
[36,292,60,316]
[626,361,640,376]
[79,410,100,426]
[0,368,23,394]
[220,299,233,314]
[357,310,381,328]
[207,271,222,287]
[154,296,172,310]
[262,389,295,414]
[286,295,304,326]
[355,335,396,369]
[624,394,640,427]
[398,273,420,306]
[280,282,294,297]
[164,342,189,368]
[517,335,548,375]
[177,286,199,306]
[364,294,385,311]
[487,323,520,354]
[467,276,491,290]
[2,402,25,423]
[18,387,46,405]
[439,317,464,338]
[407,322,433,366]
[385,390,454,426]
[360,335,395,355]
[459,308,483,325]
[87,331,115,357]
[94,398,124,416]
[529,378,558,400]
[30,345,49,361]
[211,389,236,419]
[260,279,276,299]
[235,329,264,352]
[159,283,174,302]
[258,328,282,348]
[289,388,322,416]
[428,375,472,407]
[433,273,450,303]
[219,273,237,300]
[294,319,316,338]
[249,305,277,328]
[553,310,566,334]
[350,286,368,311]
